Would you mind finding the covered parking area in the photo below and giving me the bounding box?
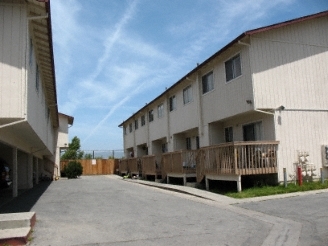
[0,141,46,198]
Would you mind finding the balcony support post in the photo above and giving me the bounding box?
[237,175,242,192]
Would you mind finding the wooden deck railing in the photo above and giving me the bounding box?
[141,154,162,177]
[121,141,278,180]
[119,159,128,175]
[127,158,141,176]
[197,141,279,182]
[162,150,198,178]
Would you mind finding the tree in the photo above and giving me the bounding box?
[63,161,83,179]
[84,153,93,159]
[61,136,84,160]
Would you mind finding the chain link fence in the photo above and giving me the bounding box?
[82,150,124,159]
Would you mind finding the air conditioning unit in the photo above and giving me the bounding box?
[322,145,328,167]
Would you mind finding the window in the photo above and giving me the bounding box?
[129,123,133,133]
[169,95,176,111]
[183,85,192,104]
[36,65,40,92]
[148,110,154,122]
[134,119,138,130]
[225,54,241,82]
[186,137,191,150]
[225,127,233,142]
[158,103,164,118]
[141,115,146,126]
[124,127,127,135]
[202,71,214,94]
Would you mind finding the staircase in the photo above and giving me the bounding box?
[0,212,36,246]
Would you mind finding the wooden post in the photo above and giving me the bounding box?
[234,147,238,175]
[297,166,302,186]
[237,175,242,192]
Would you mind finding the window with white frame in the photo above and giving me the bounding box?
[141,115,146,126]
[202,71,214,94]
[129,123,133,133]
[169,95,176,111]
[225,127,233,142]
[157,103,164,118]
[183,85,192,104]
[135,119,138,130]
[225,54,241,82]
[148,110,154,122]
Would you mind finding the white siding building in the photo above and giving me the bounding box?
[120,11,328,188]
[0,0,72,197]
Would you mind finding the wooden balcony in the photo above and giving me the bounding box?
[162,150,198,185]
[141,154,162,179]
[118,159,128,175]
[197,141,279,182]
[127,157,141,177]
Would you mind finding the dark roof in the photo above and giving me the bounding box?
[119,10,328,127]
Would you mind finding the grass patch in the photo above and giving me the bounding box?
[224,180,328,199]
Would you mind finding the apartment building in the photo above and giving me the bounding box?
[120,11,328,186]
[0,0,72,197]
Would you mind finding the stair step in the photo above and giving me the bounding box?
[0,212,36,230]
[0,227,31,245]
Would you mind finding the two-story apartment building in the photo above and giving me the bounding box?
[120,11,328,188]
[0,0,72,197]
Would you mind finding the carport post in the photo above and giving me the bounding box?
[12,147,18,197]
[35,158,39,184]
[27,154,33,188]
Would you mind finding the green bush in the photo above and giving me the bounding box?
[63,161,83,179]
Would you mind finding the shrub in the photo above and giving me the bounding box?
[63,161,83,179]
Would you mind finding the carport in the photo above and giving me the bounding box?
[0,141,41,198]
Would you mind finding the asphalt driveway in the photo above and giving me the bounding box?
[1,175,327,246]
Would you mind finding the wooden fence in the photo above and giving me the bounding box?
[61,159,119,176]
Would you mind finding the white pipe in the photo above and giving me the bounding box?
[238,40,250,46]
[255,109,275,115]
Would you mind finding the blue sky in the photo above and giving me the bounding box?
[50,0,328,152]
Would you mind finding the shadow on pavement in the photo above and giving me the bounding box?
[0,181,52,214]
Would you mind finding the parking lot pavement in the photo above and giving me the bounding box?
[2,175,328,246]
